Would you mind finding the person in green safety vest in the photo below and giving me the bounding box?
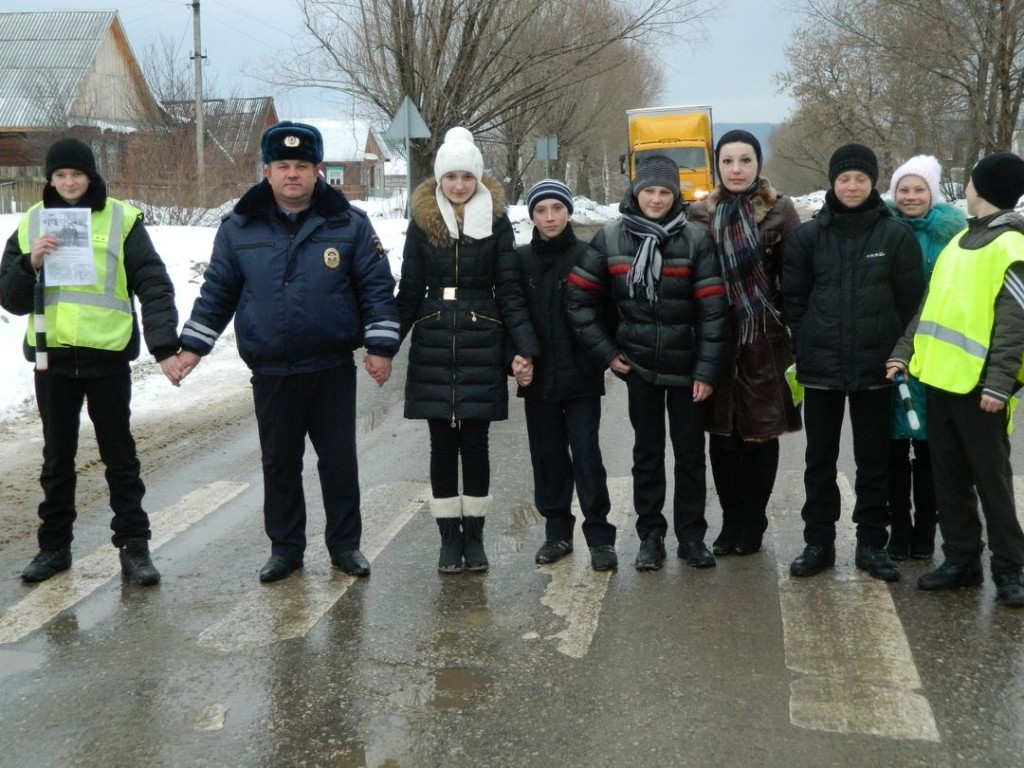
[0,137,183,586]
[888,151,1024,609]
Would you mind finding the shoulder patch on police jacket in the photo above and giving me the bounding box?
[371,234,387,260]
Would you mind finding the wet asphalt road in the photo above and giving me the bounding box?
[1,347,1023,768]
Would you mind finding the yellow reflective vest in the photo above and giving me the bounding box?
[17,199,138,352]
[910,229,1024,393]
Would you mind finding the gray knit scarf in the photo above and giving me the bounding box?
[620,210,687,302]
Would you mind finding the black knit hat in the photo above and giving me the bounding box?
[829,143,878,186]
[716,129,763,172]
[971,152,1024,210]
[261,121,324,165]
[45,138,98,180]
[634,154,680,196]
[526,179,574,217]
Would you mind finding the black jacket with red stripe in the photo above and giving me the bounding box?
[566,203,731,387]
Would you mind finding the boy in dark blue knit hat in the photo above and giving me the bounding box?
[513,179,617,571]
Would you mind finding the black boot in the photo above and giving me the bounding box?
[436,518,465,573]
[21,547,72,583]
[119,539,160,586]
[430,496,464,573]
[461,495,490,572]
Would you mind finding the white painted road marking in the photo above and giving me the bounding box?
[537,475,632,659]
[197,481,430,652]
[774,470,940,741]
[0,481,248,645]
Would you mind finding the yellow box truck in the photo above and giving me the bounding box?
[622,105,714,203]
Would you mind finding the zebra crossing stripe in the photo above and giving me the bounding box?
[535,476,632,659]
[0,481,247,645]
[197,481,430,652]
[774,470,940,741]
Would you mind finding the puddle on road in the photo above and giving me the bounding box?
[0,649,44,678]
[383,667,493,711]
[427,668,492,710]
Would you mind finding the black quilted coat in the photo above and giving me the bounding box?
[397,177,539,421]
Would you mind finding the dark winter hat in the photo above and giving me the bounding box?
[526,179,574,217]
[261,120,324,165]
[45,138,98,180]
[715,129,763,171]
[971,152,1024,210]
[828,143,879,186]
[634,154,680,196]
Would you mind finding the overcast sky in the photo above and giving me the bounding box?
[7,0,803,124]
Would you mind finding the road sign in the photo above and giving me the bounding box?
[384,96,431,141]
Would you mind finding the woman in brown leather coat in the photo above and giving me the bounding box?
[689,130,802,555]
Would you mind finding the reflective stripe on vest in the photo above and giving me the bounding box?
[910,230,1024,393]
[18,200,136,352]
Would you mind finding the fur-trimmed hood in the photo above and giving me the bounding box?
[702,178,783,224]
[885,200,967,245]
[411,175,507,247]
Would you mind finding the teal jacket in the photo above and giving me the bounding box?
[886,201,967,439]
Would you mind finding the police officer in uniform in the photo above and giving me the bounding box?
[178,121,400,582]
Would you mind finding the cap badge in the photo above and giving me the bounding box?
[284,135,301,147]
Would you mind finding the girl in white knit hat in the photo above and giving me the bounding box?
[396,127,539,573]
[884,155,967,559]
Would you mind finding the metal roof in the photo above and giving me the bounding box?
[163,98,277,157]
[0,11,115,128]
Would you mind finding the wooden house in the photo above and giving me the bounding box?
[297,118,390,200]
[0,10,163,212]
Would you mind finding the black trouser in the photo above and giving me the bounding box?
[427,418,490,498]
[34,368,149,549]
[887,438,936,549]
[625,374,708,543]
[928,387,1024,574]
[801,388,890,548]
[709,431,779,543]
[252,364,360,560]
[524,396,615,547]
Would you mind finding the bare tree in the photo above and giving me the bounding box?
[268,0,707,186]
[791,0,1024,179]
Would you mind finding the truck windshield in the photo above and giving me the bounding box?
[636,148,707,172]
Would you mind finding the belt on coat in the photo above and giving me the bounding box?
[426,286,496,300]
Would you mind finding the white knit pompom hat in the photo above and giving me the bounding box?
[433,127,484,182]
[889,154,943,210]
[433,126,493,240]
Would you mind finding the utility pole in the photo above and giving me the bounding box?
[191,1,206,206]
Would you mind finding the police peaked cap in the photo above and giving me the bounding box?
[261,121,324,165]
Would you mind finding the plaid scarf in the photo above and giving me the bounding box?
[712,183,777,341]
[620,209,687,303]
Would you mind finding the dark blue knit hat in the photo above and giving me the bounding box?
[526,179,574,217]
[261,121,324,165]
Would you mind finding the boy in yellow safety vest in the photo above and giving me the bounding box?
[888,151,1024,608]
[0,138,183,585]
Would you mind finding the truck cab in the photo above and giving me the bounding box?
[622,105,714,204]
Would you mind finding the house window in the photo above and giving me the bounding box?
[327,167,344,186]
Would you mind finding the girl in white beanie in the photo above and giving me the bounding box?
[397,127,539,573]
[885,155,967,560]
